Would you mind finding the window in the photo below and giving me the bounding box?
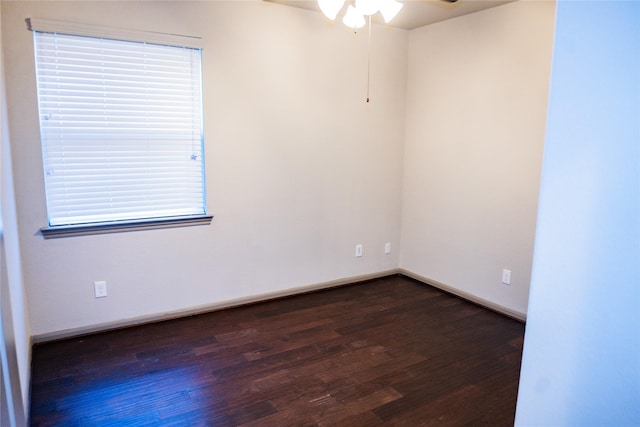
[30,19,210,236]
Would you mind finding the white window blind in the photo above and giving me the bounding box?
[33,29,206,227]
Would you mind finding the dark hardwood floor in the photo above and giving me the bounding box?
[30,275,525,426]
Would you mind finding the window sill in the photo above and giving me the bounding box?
[40,215,213,239]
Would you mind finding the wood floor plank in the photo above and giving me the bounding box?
[30,275,524,426]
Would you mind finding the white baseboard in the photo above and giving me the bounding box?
[31,269,399,343]
[33,268,525,343]
[398,268,527,322]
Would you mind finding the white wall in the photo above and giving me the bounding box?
[2,1,407,339]
[3,0,559,343]
[515,1,640,425]
[400,1,556,318]
[1,3,30,422]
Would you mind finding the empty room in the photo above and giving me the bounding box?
[1,0,638,425]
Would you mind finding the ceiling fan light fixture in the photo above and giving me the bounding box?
[318,0,346,20]
[355,0,381,16]
[379,0,403,23]
[342,5,366,29]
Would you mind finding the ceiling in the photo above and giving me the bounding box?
[266,0,516,30]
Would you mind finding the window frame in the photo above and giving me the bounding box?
[28,19,212,238]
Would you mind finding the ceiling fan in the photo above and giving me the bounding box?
[266,0,517,31]
[316,0,461,30]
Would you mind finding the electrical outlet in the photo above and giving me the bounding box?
[384,242,391,254]
[501,269,512,285]
[94,281,108,298]
[355,244,363,257]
